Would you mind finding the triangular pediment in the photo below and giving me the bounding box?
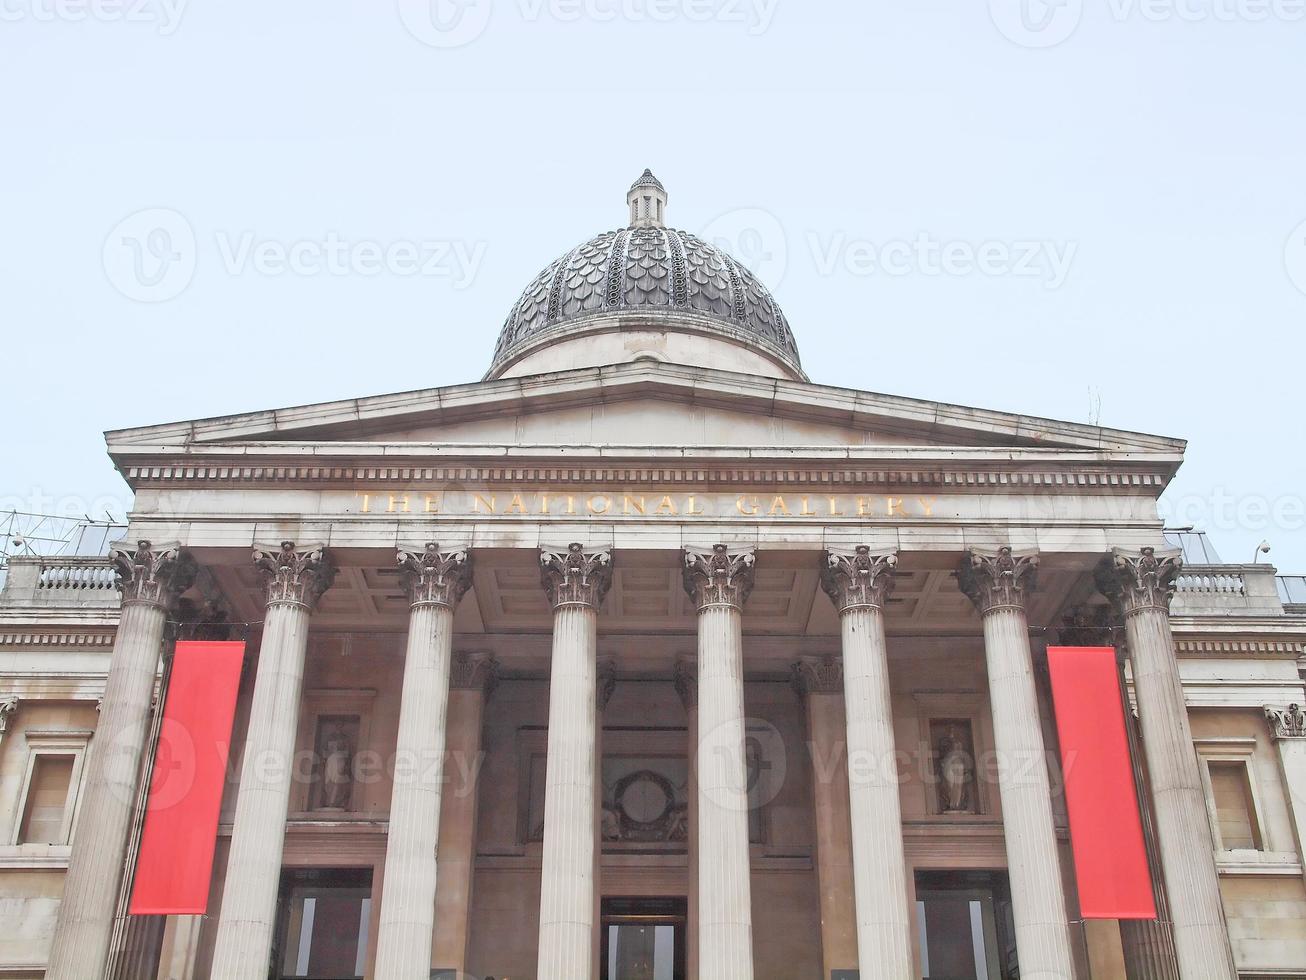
[105,360,1185,461]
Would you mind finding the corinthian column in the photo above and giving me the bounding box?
[819,546,913,979]
[1098,547,1237,980]
[46,542,195,980]
[210,542,335,980]
[683,544,755,980]
[373,544,472,979]
[957,547,1074,979]
[536,543,612,980]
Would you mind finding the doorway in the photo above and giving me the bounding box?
[915,870,1018,980]
[600,896,687,980]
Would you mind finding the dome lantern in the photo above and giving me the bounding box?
[627,169,668,228]
[488,173,803,383]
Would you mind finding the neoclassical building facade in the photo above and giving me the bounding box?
[1,173,1305,980]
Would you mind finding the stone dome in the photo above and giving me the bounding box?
[487,171,803,381]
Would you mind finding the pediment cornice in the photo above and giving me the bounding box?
[105,361,1186,458]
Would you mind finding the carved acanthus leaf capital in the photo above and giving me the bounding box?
[1095,547,1182,618]
[683,544,755,612]
[1266,704,1306,740]
[398,543,472,608]
[957,547,1039,616]
[540,543,613,610]
[673,657,697,710]
[450,651,499,695]
[792,655,843,696]
[822,546,897,614]
[254,541,336,610]
[111,540,196,610]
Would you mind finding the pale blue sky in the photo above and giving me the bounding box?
[2,0,1303,571]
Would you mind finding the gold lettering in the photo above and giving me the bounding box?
[736,495,759,516]
[886,496,906,518]
[799,496,817,516]
[538,494,552,515]
[505,494,527,515]
[565,495,577,516]
[357,492,373,514]
[622,495,646,516]
[827,495,844,517]
[856,497,875,517]
[387,494,410,514]
[768,495,791,516]
[424,493,440,514]
[473,493,496,514]
[686,494,704,516]
[917,495,936,517]
[655,495,678,516]
[587,494,612,515]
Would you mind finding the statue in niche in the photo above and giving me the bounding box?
[318,723,355,810]
[936,724,975,813]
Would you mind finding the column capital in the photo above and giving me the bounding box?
[821,546,897,614]
[791,654,843,696]
[673,656,697,710]
[597,656,617,712]
[1266,704,1306,740]
[111,540,196,610]
[0,696,18,735]
[1095,547,1183,618]
[450,651,499,695]
[683,544,755,612]
[253,541,336,610]
[957,546,1039,616]
[398,543,472,608]
[540,543,613,610]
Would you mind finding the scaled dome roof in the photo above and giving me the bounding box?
[489,171,801,379]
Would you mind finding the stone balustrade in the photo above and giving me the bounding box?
[0,556,120,608]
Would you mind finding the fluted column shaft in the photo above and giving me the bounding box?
[1100,547,1236,980]
[959,548,1075,980]
[538,603,599,978]
[819,547,913,979]
[47,542,193,980]
[684,544,755,980]
[537,544,611,980]
[210,543,334,980]
[373,546,472,979]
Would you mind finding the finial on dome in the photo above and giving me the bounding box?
[627,168,667,228]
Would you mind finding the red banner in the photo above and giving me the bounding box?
[1046,646,1156,919]
[129,640,245,915]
